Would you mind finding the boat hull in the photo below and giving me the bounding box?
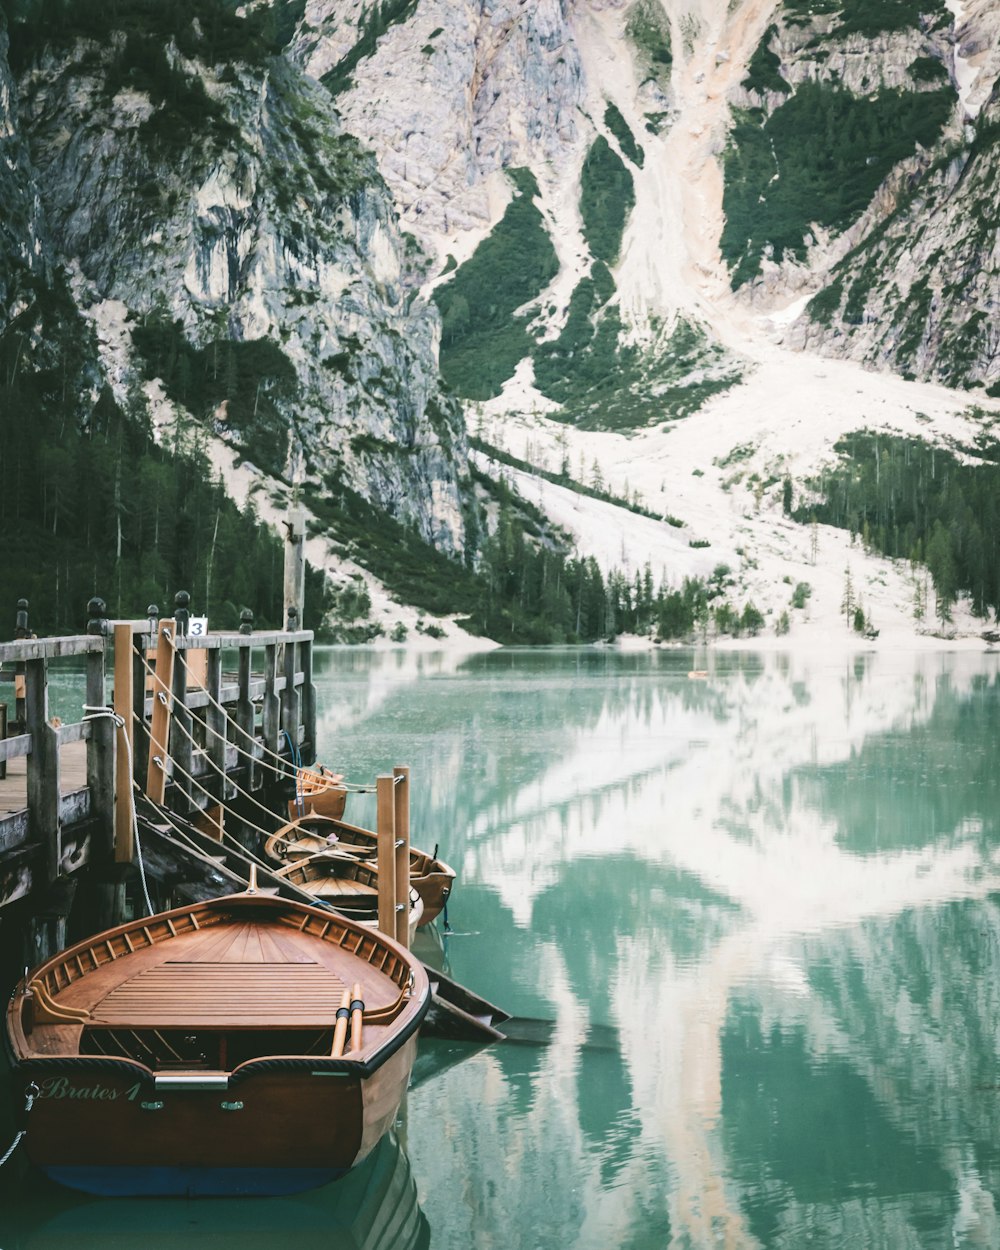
[17,1037,417,1197]
[267,816,455,928]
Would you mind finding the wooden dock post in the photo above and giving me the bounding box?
[146,621,175,805]
[13,598,30,735]
[85,633,113,858]
[283,506,306,628]
[205,647,228,802]
[262,641,280,763]
[300,634,316,763]
[113,623,135,862]
[130,606,157,788]
[24,655,60,883]
[170,593,194,810]
[281,612,301,750]
[393,766,410,948]
[237,611,257,790]
[376,774,397,939]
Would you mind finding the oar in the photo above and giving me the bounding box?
[331,988,351,1057]
[350,983,364,1052]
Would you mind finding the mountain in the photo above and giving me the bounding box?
[2,0,999,645]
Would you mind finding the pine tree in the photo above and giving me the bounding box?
[841,565,854,624]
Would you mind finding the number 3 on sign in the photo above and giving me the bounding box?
[189,617,208,637]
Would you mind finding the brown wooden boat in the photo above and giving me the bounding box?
[269,853,426,940]
[287,766,348,822]
[4,887,430,1197]
[265,814,456,927]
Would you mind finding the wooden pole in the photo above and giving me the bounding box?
[262,642,280,763]
[236,631,256,791]
[205,648,227,803]
[283,507,306,628]
[300,636,316,765]
[376,774,397,939]
[113,623,134,862]
[393,765,410,948]
[85,641,113,857]
[145,621,175,805]
[331,987,351,1058]
[24,656,60,883]
[281,633,300,749]
[170,637,193,810]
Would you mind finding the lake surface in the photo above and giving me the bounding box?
[3,645,1000,1248]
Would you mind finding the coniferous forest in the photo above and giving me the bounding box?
[0,274,331,636]
[797,429,1000,621]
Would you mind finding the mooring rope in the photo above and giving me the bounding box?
[0,1129,25,1170]
[139,793,274,877]
[0,1082,38,1171]
[82,707,155,917]
[164,648,375,793]
[143,705,291,839]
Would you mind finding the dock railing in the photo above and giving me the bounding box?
[0,606,317,912]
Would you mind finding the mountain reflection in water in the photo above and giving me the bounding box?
[4,646,1000,1249]
[316,646,1000,1249]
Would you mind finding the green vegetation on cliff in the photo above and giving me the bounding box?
[0,273,331,633]
[133,316,297,479]
[580,136,635,265]
[433,168,558,400]
[741,25,789,96]
[722,83,953,287]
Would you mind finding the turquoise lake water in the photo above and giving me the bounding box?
[3,645,1000,1248]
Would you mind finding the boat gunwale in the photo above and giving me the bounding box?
[6,893,430,1077]
[267,815,457,886]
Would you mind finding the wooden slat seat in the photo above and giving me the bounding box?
[91,963,347,1029]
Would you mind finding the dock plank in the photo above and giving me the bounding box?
[0,740,89,815]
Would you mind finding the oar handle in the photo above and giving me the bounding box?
[350,982,364,1053]
[331,988,351,1057]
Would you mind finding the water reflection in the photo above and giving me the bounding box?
[0,1129,429,1250]
[3,647,1000,1248]
[313,647,1000,1248]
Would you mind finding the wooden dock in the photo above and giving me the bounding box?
[0,589,509,1046]
[0,598,317,975]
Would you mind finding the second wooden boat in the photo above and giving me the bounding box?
[4,887,430,1197]
[266,814,456,927]
[270,853,426,939]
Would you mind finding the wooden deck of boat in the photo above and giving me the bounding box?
[307,876,378,899]
[46,919,400,1031]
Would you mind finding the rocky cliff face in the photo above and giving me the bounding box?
[2,2,469,553]
[4,0,998,631]
[728,2,1000,393]
[293,0,588,257]
[0,13,45,315]
[295,0,998,403]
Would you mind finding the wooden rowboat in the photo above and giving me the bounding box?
[269,854,426,940]
[265,814,456,927]
[288,766,348,822]
[4,887,430,1197]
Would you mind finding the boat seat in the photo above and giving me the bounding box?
[90,962,349,1030]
